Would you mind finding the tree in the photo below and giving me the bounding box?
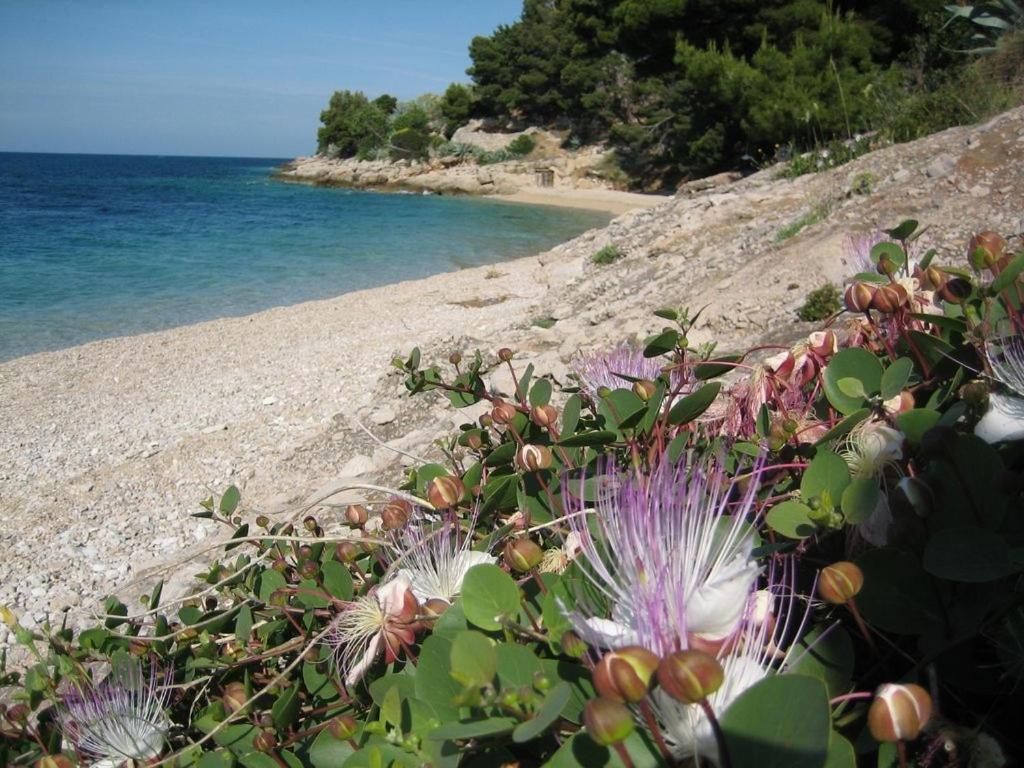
[439,83,474,136]
[316,90,390,158]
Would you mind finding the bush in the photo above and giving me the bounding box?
[440,83,474,136]
[796,282,841,321]
[317,90,391,158]
[4,221,1024,768]
[507,134,536,156]
[389,127,431,161]
[592,244,622,265]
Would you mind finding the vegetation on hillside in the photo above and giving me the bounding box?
[3,222,1024,766]
[315,2,1023,189]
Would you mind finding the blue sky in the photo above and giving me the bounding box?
[0,1,521,157]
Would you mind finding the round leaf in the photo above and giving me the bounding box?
[450,631,497,688]
[460,564,520,631]
[923,527,1018,583]
[801,451,851,506]
[856,548,943,634]
[766,500,816,539]
[823,349,884,415]
[720,674,830,768]
[840,478,880,524]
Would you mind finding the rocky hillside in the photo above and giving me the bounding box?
[1,107,1022,653]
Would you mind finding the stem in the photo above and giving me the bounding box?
[829,691,873,707]
[638,700,674,764]
[612,742,636,768]
[847,599,879,656]
[699,699,732,768]
[897,739,908,768]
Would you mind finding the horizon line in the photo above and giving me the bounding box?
[0,149,301,160]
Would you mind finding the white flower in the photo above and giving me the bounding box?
[977,333,1024,444]
[841,419,904,480]
[57,658,170,767]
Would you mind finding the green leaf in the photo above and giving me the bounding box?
[923,527,1018,583]
[790,625,854,698]
[322,560,354,601]
[562,395,582,436]
[765,500,816,539]
[801,451,850,505]
[824,732,857,768]
[220,485,241,515]
[856,548,943,634]
[271,685,300,732]
[415,463,450,497]
[895,409,940,446]
[529,378,552,407]
[643,329,680,358]
[460,564,520,631]
[415,635,462,720]
[840,478,880,524]
[870,241,906,269]
[599,389,646,432]
[720,675,830,768]
[483,442,516,467]
[823,349,884,415]
[880,358,913,399]
[309,727,355,768]
[449,631,497,688]
[234,604,253,644]
[428,717,517,741]
[991,252,1024,294]
[835,377,866,399]
[694,354,742,380]
[667,382,722,425]
[653,308,678,321]
[558,430,616,448]
[512,682,571,743]
[814,409,870,446]
[885,219,918,241]
[496,643,544,689]
[257,570,286,604]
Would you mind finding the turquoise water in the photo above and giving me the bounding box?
[0,153,609,362]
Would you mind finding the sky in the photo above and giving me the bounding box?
[0,0,521,158]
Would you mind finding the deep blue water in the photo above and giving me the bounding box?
[0,153,609,362]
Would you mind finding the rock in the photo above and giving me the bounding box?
[340,454,375,477]
[923,154,957,179]
[262,396,278,406]
[202,423,228,434]
[370,407,396,426]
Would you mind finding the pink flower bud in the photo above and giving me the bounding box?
[516,444,553,471]
[657,650,724,704]
[868,683,932,742]
[345,504,368,526]
[818,561,864,605]
[530,404,559,428]
[427,475,464,509]
[807,330,838,359]
[583,698,635,746]
[491,400,518,425]
[503,538,544,572]
[844,282,876,313]
[381,498,412,530]
[593,646,659,703]
[328,714,358,740]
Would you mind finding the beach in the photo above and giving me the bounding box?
[2,105,1022,645]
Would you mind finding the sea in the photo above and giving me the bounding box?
[0,153,609,362]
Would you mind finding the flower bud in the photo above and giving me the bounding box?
[381,499,412,530]
[297,544,313,560]
[844,282,876,313]
[593,646,659,703]
[6,703,29,724]
[427,475,464,509]
[253,729,277,752]
[807,330,838,359]
[560,630,588,658]
[222,681,248,714]
[498,347,514,362]
[968,231,1006,271]
[479,413,494,428]
[448,351,462,366]
[882,390,915,416]
[876,254,897,277]
[491,400,518,425]
[328,714,358,740]
[300,560,319,580]
[503,538,544,572]
[255,514,270,528]
[583,698,635,746]
[303,515,318,532]
[895,476,933,518]
[868,683,932,742]
[632,379,658,401]
[424,597,450,616]
[345,504,368,527]
[334,541,359,562]
[530,404,559,428]
[516,443,553,471]
[871,283,908,314]
[918,266,947,292]
[938,277,971,303]
[818,561,864,604]
[960,380,989,410]
[657,650,724,704]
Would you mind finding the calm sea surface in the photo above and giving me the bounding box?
[0,153,609,362]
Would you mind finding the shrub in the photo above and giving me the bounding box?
[531,315,556,329]
[592,244,623,265]
[507,134,536,156]
[779,137,874,180]
[796,282,841,321]
[4,222,1024,768]
[389,127,431,161]
[317,90,391,158]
